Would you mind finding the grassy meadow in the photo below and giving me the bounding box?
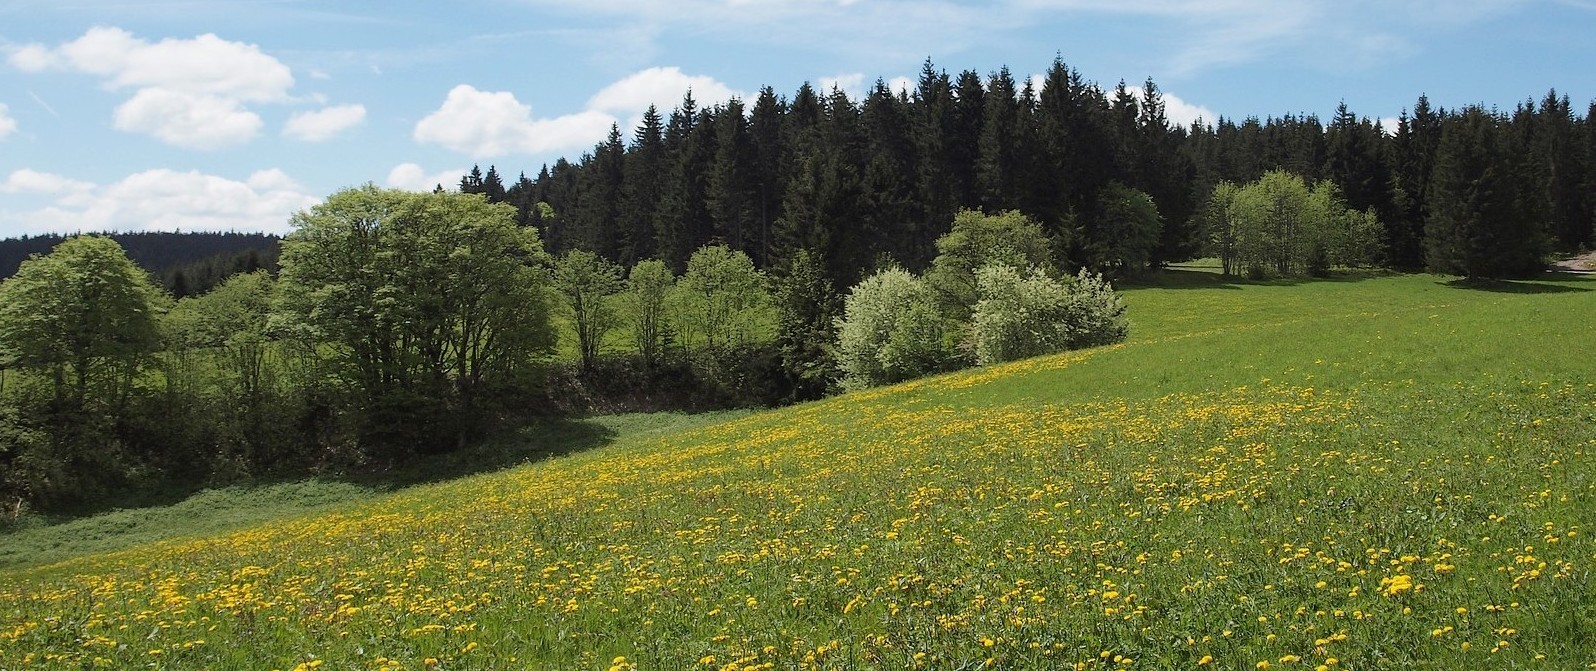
[2,268,1594,670]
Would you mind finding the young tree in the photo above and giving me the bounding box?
[1201,181,1243,276]
[969,265,1128,365]
[1086,182,1163,276]
[771,250,839,402]
[553,250,624,372]
[970,264,1072,365]
[672,244,768,356]
[623,259,675,369]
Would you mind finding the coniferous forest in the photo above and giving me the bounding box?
[2,56,1594,517]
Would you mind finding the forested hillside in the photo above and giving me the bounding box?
[0,231,279,296]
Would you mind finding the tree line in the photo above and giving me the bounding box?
[476,58,1592,282]
[0,231,278,294]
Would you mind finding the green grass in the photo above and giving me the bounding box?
[0,410,745,570]
[3,270,1594,670]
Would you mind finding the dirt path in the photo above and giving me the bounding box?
[1552,251,1596,273]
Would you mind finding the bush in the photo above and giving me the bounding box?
[836,268,953,390]
[970,266,1129,366]
[1061,268,1130,349]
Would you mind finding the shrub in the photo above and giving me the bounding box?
[836,268,952,390]
[970,266,1129,366]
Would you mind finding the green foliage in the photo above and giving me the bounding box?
[671,244,768,356]
[0,236,166,508]
[1425,106,1547,279]
[925,209,1056,320]
[970,264,1073,365]
[1086,182,1162,276]
[274,185,554,453]
[622,259,675,368]
[0,236,165,408]
[1206,171,1383,278]
[971,265,1129,365]
[835,267,951,389]
[772,250,840,402]
[1060,267,1131,349]
[553,250,624,372]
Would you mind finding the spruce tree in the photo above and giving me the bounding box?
[1425,106,1544,278]
[617,106,666,266]
[707,98,757,254]
[978,67,1024,212]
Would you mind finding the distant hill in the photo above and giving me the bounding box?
[0,231,280,296]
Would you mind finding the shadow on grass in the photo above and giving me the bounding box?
[0,415,623,569]
[343,416,619,490]
[1442,274,1594,294]
[1121,266,1393,290]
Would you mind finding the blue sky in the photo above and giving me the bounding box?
[1,0,1592,237]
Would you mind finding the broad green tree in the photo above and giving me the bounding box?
[672,244,768,356]
[0,235,164,410]
[1086,182,1163,276]
[274,185,554,450]
[835,267,950,389]
[970,265,1129,366]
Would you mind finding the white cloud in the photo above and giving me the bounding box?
[0,103,16,140]
[819,73,866,99]
[15,27,294,100]
[415,66,747,158]
[8,27,295,149]
[112,89,263,150]
[1,169,95,196]
[588,66,741,114]
[283,104,367,141]
[386,163,468,192]
[0,168,319,235]
[1162,92,1217,129]
[414,84,617,158]
[886,76,915,96]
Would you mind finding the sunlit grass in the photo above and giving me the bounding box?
[3,271,1594,670]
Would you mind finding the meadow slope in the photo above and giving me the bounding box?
[3,270,1594,670]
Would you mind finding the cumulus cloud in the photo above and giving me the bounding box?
[818,73,866,99]
[0,168,319,235]
[1162,92,1218,129]
[413,66,746,159]
[284,104,368,141]
[8,27,296,149]
[112,90,263,150]
[0,103,16,140]
[1,169,96,196]
[414,85,617,158]
[587,66,741,113]
[386,163,468,192]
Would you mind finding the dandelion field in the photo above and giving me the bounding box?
[3,271,1595,670]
